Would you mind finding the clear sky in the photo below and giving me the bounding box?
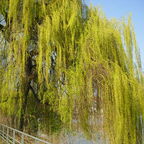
[85,0,144,69]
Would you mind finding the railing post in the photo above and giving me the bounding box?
[7,127,9,141]
[2,126,4,138]
[0,125,1,137]
[13,130,15,144]
[0,125,1,135]
[21,133,24,144]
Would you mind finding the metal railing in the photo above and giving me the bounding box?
[0,123,52,144]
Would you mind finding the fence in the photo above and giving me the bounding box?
[0,123,51,144]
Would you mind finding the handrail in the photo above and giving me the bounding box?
[0,123,52,144]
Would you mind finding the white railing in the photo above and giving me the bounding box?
[0,123,52,144]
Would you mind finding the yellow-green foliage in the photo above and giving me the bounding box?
[0,0,144,143]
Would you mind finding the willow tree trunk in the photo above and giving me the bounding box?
[19,83,29,131]
[19,56,33,131]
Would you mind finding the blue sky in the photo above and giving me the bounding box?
[85,0,144,69]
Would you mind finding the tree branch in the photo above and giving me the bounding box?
[29,85,41,103]
[29,85,50,106]
[0,24,4,30]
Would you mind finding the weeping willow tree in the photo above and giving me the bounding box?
[0,0,144,143]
